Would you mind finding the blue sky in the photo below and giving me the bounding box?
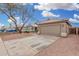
[0,3,79,26]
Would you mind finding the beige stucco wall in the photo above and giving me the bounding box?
[38,23,69,36]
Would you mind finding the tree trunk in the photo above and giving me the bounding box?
[15,24,24,33]
[18,30,22,33]
[15,27,22,33]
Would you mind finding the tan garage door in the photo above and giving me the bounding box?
[39,24,61,36]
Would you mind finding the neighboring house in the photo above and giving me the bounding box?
[38,19,70,37]
[22,24,38,32]
[1,25,38,32]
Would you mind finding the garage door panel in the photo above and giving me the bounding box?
[39,24,61,36]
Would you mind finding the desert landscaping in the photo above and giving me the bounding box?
[0,3,79,56]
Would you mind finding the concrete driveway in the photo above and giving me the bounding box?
[0,35,60,56]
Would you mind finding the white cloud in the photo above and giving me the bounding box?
[8,19,13,23]
[69,14,79,23]
[69,18,79,23]
[42,11,60,17]
[0,23,4,29]
[74,14,79,19]
[0,23,4,26]
[34,3,79,11]
[15,17,20,20]
[15,16,22,25]
[34,4,51,11]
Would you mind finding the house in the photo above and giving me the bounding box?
[22,24,38,32]
[38,19,70,37]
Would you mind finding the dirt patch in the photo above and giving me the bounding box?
[0,32,34,41]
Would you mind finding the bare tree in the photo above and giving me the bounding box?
[0,3,35,33]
